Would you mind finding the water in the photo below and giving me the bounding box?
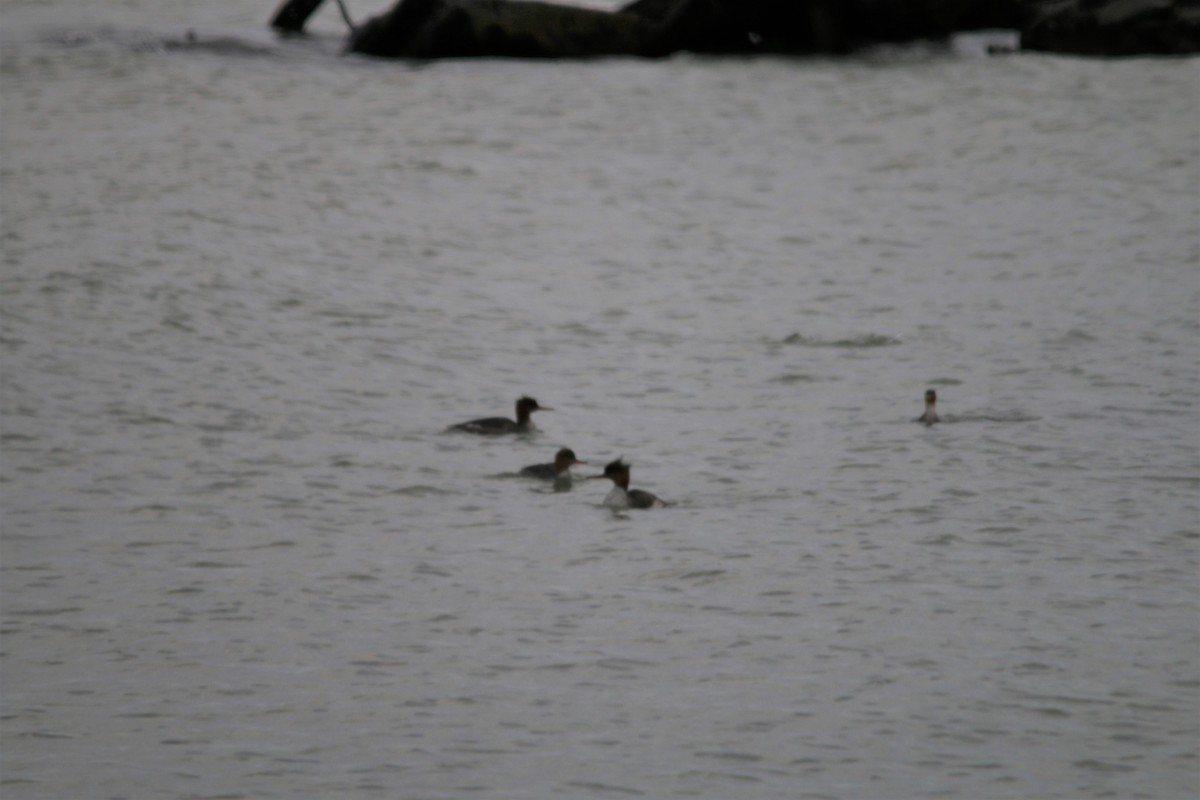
[2,2,1198,798]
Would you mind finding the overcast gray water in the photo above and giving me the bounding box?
[2,2,1198,798]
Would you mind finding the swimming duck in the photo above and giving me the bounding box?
[916,388,939,425]
[592,458,666,509]
[449,396,550,435]
[520,448,585,488]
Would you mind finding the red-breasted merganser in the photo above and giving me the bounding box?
[592,458,666,509]
[916,389,939,425]
[520,448,585,484]
[449,396,551,434]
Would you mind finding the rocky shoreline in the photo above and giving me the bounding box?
[271,0,1200,58]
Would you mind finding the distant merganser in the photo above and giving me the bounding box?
[916,389,939,425]
[593,458,666,509]
[449,396,551,435]
[520,448,585,486]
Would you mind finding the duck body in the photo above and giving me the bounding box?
[520,448,585,487]
[916,389,939,425]
[603,485,665,509]
[452,416,528,435]
[519,462,560,480]
[594,458,666,509]
[449,396,550,435]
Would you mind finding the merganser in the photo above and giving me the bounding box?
[520,448,585,486]
[592,458,666,509]
[449,396,551,434]
[916,389,939,425]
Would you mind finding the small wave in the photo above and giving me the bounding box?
[391,484,456,497]
[6,606,82,616]
[45,27,279,58]
[778,333,901,348]
[915,533,961,546]
[156,34,279,59]
[642,567,728,585]
[409,159,478,177]
[564,782,645,797]
[770,372,817,384]
[107,406,176,426]
[1047,328,1100,346]
[946,413,1039,424]
[1074,759,1136,774]
[695,751,764,763]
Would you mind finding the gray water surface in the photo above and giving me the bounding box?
[2,4,1198,798]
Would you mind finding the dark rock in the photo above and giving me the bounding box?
[271,0,328,32]
[621,0,1025,53]
[1019,0,1200,55]
[269,0,1200,58]
[347,0,714,58]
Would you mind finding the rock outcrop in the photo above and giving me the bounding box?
[346,0,674,58]
[1018,0,1200,56]
[269,0,1200,57]
[619,0,1025,53]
